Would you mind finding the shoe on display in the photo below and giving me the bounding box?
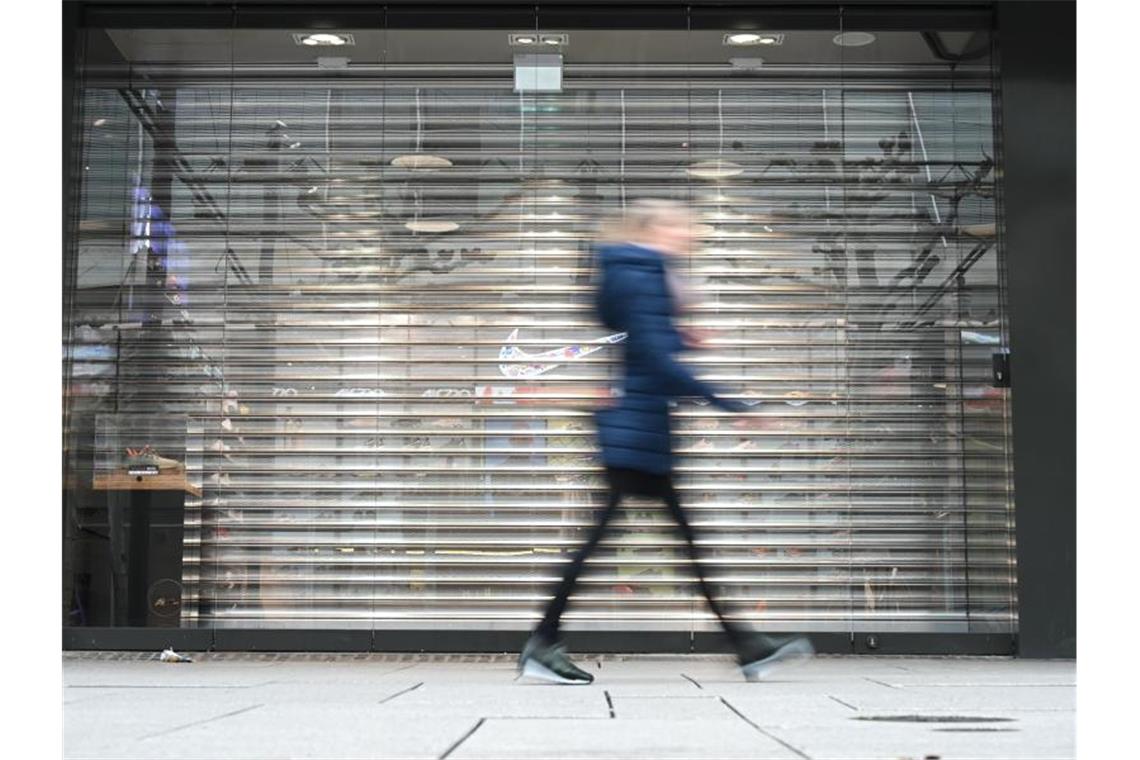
[210,439,232,452]
[208,472,232,487]
[124,445,182,472]
[518,634,594,685]
[738,634,814,682]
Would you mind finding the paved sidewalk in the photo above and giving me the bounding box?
[63,652,1074,759]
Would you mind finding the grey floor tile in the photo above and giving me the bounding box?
[830,684,1076,713]
[451,717,802,759]
[383,683,611,719]
[609,695,729,720]
[63,655,1076,760]
[761,712,1075,760]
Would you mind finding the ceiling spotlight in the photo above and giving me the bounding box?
[725,32,783,46]
[511,32,568,47]
[293,32,354,47]
[390,154,453,170]
[405,220,459,233]
[833,31,876,47]
[687,159,744,180]
[92,118,107,127]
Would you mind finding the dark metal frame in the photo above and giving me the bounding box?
[63,0,1074,658]
[64,627,1014,655]
[993,1,1076,659]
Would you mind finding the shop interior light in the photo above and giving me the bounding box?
[390,88,452,170]
[93,118,108,127]
[724,32,783,46]
[295,33,354,47]
[833,31,877,47]
[390,154,453,169]
[511,33,568,47]
[405,220,459,233]
[687,159,744,179]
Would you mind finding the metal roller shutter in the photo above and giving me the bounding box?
[66,18,1016,635]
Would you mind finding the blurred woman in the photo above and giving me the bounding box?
[518,200,813,684]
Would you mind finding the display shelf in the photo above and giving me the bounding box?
[93,469,202,497]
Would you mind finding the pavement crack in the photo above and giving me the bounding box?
[681,673,704,690]
[604,690,615,718]
[137,704,263,740]
[439,717,485,759]
[864,677,901,690]
[719,698,811,760]
[829,695,858,711]
[379,682,424,705]
[380,663,423,678]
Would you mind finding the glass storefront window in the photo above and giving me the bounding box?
[64,4,1014,639]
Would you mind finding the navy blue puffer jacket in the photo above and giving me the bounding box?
[593,243,740,475]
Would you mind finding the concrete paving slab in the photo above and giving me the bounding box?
[710,692,865,726]
[828,684,1076,713]
[383,683,611,719]
[761,712,1075,760]
[66,699,266,759]
[451,717,802,759]
[63,654,1076,760]
[608,695,729,720]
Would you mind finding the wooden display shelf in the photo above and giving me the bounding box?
[960,222,997,238]
[93,469,202,497]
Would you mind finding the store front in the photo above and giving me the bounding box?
[63,2,1018,652]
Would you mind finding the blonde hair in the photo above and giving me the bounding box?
[595,199,692,243]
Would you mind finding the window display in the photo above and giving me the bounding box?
[63,7,1014,636]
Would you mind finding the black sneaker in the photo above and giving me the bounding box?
[518,635,594,685]
[738,634,814,682]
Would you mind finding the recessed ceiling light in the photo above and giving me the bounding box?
[510,32,568,47]
[833,31,876,47]
[293,32,354,47]
[687,159,744,179]
[92,118,107,127]
[390,154,453,170]
[405,220,459,233]
[725,32,783,46]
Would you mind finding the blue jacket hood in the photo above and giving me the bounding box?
[595,243,665,331]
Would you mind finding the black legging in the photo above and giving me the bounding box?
[535,467,748,651]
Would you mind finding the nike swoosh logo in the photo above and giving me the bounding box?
[498,329,627,378]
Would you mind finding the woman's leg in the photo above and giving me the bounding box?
[534,474,623,640]
[662,481,749,651]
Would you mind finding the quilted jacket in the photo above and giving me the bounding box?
[593,242,740,475]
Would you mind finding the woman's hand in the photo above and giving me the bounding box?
[680,326,714,349]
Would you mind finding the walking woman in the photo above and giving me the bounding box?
[519,200,814,684]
